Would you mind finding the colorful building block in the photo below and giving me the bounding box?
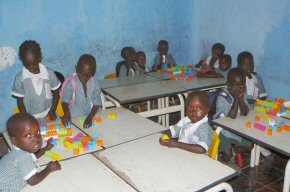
[254,123,266,131]
[161,134,170,141]
[246,122,252,128]
[107,112,117,119]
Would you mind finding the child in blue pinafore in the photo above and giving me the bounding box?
[61,54,102,129]
[12,40,60,123]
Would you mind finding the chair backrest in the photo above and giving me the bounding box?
[208,130,220,160]
[104,73,117,79]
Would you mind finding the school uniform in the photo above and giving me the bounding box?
[169,116,213,152]
[118,62,144,77]
[153,54,175,70]
[215,68,229,78]
[11,63,60,123]
[62,74,102,117]
[213,88,251,151]
[0,147,40,191]
[206,56,219,69]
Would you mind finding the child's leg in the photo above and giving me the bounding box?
[233,138,253,153]
[219,133,234,163]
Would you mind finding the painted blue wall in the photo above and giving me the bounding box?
[193,0,290,99]
[0,0,194,130]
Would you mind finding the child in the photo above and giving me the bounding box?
[116,47,143,77]
[136,51,150,72]
[237,51,271,157]
[0,113,61,191]
[61,54,102,129]
[159,91,214,154]
[12,40,61,123]
[152,40,176,71]
[198,54,232,78]
[213,68,252,162]
[196,43,225,69]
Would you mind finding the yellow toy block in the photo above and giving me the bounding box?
[161,134,170,141]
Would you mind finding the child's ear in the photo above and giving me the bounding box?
[10,136,17,146]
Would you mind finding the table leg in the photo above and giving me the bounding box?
[205,182,233,192]
[161,98,165,126]
[147,101,151,111]
[165,97,169,127]
[283,159,290,192]
[250,144,256,168]
[255,145,261,166]
[157,98,162,124]
[177,94,185,119]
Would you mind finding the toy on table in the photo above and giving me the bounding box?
[107,112,117,119]
[40,122,72,141]
[161,134,170,141]
[254,98,289,117]
[80,117,103,128]
[45,150,62,161]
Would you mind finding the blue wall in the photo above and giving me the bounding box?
[0,0,194,130]
[192,0,290,99]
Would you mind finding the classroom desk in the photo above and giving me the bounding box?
[212,111,290,192]
[72,107,166,148]
[2,122,102,166]
[94,133,236,192]
[145,71,172,80]
[22,154,137,192]
[179,77,226,92]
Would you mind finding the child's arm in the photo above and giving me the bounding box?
[228,94,239,119]
[17,97,27,113]
[83,106,99,129]
[26,161,61,186]
[46,90,60,121]
[197,71,223,78]
[238,90,249,116]
[160,139,206,154]
[61,102,71,126]
[35,137,54,158]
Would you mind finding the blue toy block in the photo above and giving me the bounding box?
[51,141,57,147]
[92,133,98,140]
[56,124,60,130]
[41,126,47,132]
[280,121,285,127]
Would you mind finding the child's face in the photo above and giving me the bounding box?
[77,63,95,84]
[212,49,223,60]
[136,55,146,66]
[228,75,246,96]
[158,44,168,56]
[186,96,209,123]
[219,58,230,71]
[22,52,41,74]
[240,57,254,78]
[125,50,135,63]
[11,121,42,153]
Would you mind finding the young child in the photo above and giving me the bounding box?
[61,54,102,129]
[237,51,271,157]
[136,51,150,72]
[0,113,61,191]
[116,47,143,77]
[196,43,225,69]
[213,68,252,162]
[198,54,232,78]
[159,91,214,154]
[152,40,176,71]
[12,40,61,123]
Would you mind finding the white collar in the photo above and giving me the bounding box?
[22,63,49,80]
[14,145,38,162]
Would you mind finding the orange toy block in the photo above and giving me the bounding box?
[277,127,282,133]
[93,117,102,123]
[97,140,104,147]
[170,76,176,80]
[254,116,260,121]
[283,125,290,132]
[46,116,52,122]
[246,122,252,128]
[267,129,273,136]
[73,148,79,155]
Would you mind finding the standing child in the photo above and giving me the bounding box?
[61,54,102,129]
[237,51,271,157]
[159,91,214,154]
[213,68,252,163]
[12,40,61,123]
[196,43,225,69]
[0,113,61,191]
[152,40,176,71]
[136,51,150,72]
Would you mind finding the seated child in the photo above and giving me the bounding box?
[136,51,150,72]
[237,51,271,157]
[152,40,176,71]
[116,47,143,77]
[12,40,61,123]
[61,54,102,129]
[0,113,61,191]
[196,43,225,69]
[197,54,232,78]
[159,91,214,154]
[213,68,252,162]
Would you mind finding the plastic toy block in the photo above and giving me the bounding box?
[264,115,270,121]
[283,125,290,132]
[51,140,58,147]
[64,139,74,149]
[266,111,277,117]
[46,116,52,122]
[73,148,79,155]
[276,127,282,133]
[246,122,252,128]
[71,133,84,141]
[267,129,273,136]
[107,112,117,119]
[279,121,285,127]
[93,117,102,123]
[83,136,92,143]
[161,134,170,141]
[80,119,85,125]
[92,133,98,140]
[96,140,104,147]
[82,142,89,151]
[254,116,260,121]
[45,150,62,161]
[254,123,266,131]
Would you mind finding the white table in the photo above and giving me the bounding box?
[94,133,236,192]
[22,154,136,192]
[145,71,172,80]
[72,108,166,148]
[179,77,226,92]
[213,111,290,192]
[3,122,102,166]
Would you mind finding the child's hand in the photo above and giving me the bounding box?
[46,161,61,173]
[46,110,57,121]
[248,99,256,104]
[159,138,178,148]
[83,117,92,129]
[61,112,71,127]
[45,137,54,151]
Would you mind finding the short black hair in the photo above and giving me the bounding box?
[186,91,210,109]
[220,54,232,66]
[158,40,169,48]
[54,71,65,85]
[237,51,253,66]
[227,67,245,82]
[212,43,225,52]
[77,54,96,72]
[136,51,146,58]
[121,47,135,60]
[6,113,38,137]
[19,40,42,62]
